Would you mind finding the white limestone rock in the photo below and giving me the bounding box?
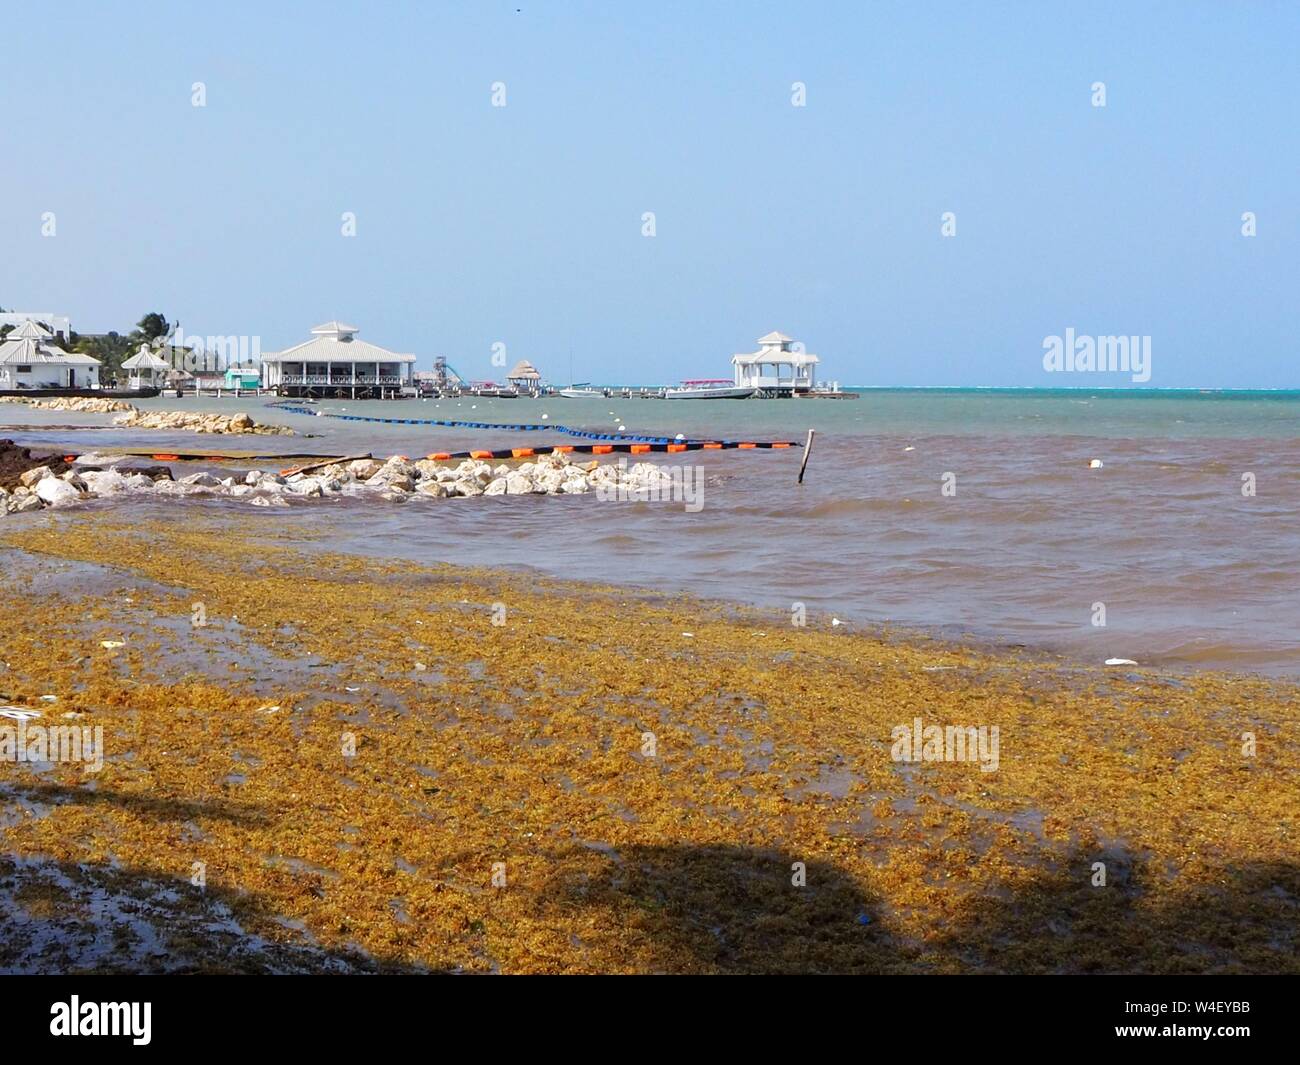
[34,477,82,507]
[87,468,126,490]
[504,471,536,495]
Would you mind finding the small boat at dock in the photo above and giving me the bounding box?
[664,379,757,400]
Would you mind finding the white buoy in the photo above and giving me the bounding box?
[1089,459,1104,468]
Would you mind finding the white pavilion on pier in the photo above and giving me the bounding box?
[731,331,819,395]
[260,321,416,398]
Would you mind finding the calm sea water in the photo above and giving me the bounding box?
[8,388,1299,675]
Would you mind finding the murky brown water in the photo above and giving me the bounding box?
[8,388,1299,675]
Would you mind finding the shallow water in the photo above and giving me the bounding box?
[7,388,1298,675]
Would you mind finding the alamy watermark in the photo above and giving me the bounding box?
[159,326,262,373]
[1,719,104,774]
[1042,328,1151,383]
[891,717,999,773]
[594,459,705,512]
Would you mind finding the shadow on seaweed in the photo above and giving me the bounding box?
[5,840,1294,974]
[536,842,1300,975]
[6,780,270,828]
[536,842,898,974]
[0,854,432,974]
[927,847,1300,975]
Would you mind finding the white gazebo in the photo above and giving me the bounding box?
[260,321,416,398]
[0,320,101,390]
[120,344,172,389]
[731,331,820,396]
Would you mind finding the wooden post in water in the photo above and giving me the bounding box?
[797,429,815,484]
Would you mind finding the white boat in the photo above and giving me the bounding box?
[664,379,757,400]
[557,384,603,398]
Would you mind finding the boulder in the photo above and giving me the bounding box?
[34,477,81,507]
[349,459,383,479]
[9,494,43,513]
[181,471,222,487]
[504,471,536,495]
[534,468,565,494]
[483,478,509,496]
[415,481,450,498]
[450,478,483,497]
[80,470,130,496]
[287,477,324,497]
[19,466,53,487]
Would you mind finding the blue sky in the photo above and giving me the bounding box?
[2,1,1295,387]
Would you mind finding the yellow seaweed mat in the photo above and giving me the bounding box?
[0,513,1296,974]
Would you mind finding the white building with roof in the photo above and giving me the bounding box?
[0,320,101,391]
[260,321,416,398]
[120,344,171,389]
[0,312,73,342]
[731,331,819,395]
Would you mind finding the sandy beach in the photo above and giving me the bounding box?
[1,509,1295,974]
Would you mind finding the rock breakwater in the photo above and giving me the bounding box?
[2,449,684,513]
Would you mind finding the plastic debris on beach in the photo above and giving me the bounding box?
[1105,658,1138,666]
[0,706,42,721]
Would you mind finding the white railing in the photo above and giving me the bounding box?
[279,374,406,386]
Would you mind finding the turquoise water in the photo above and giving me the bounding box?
[6,387,1298,674]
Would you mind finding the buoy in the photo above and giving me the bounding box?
[1089,459,1104,468]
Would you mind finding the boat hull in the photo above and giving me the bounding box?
[663,386,757,400]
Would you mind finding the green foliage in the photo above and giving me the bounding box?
[133,312,170,343]
[72,331,133,382]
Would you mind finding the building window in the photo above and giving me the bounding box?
[16,365,31,373]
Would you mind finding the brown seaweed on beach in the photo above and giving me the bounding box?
[0,514,1296,973]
